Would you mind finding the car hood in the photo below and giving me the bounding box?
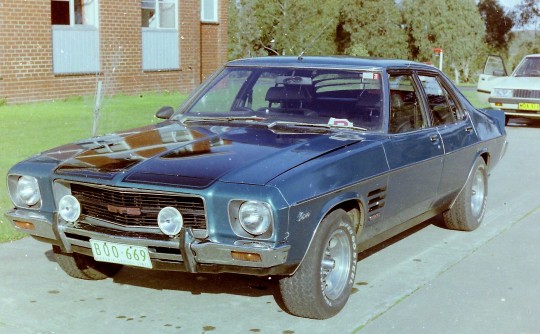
[44,121,365,188]
[496,76,540,90]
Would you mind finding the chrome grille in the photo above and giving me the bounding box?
[514,89,540,99]
[70,183,206,230]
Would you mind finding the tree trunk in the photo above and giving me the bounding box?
[454,67,460,85]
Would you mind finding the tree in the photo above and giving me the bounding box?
[514,0,540,33]
[228,0,268,59]
[477,0,514,53]
[513,35,540,69]
[402,0,485,83]
[228,0,341,58]
[338,0,408,59]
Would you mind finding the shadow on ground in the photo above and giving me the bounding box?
[39,214,449,316]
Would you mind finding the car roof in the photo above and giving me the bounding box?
[226,56,437,72]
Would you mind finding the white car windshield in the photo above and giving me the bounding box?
[181,67,384,131]
[514,57,540,77]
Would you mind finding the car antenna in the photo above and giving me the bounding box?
[298,19,334,61]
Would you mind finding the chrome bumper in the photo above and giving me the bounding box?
[5,209,290,272]
[503,110,540,119]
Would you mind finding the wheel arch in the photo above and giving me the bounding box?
[290,196,366,276]
[449,152,489,210]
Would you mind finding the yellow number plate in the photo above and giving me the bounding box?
[518,103,540,111]
[90,239,152,269]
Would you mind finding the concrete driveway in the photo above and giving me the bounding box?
[1,121,539,334]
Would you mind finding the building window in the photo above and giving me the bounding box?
[141,0,180,71]
[201,0,218,23]
[142,0,177,29]
[51,0,98,26]
[51,0,100,74]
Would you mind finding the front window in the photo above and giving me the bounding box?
[482,55,506,76]
[514,57,540,77]
[179,67,384,131]
[388,73,426,133]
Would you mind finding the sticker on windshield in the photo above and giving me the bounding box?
[329,117,354,127]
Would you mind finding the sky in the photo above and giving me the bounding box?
[498,0,536,30]
[499,0,522,7]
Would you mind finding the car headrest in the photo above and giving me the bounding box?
[390,92,404,110]
[265,86,309,102]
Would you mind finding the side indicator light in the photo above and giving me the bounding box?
[231,251,262,262]
[14,221,35,230]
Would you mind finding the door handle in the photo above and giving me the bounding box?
[465,126,473,133]
[430,135,439,142]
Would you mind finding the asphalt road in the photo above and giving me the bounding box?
[1,120,539,334]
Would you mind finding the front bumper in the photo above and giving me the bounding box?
[488,97,540,118]
[5,208,291,275]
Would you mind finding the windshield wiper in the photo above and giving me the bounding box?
[268,121,367,132]
[328,124,368,131]
[181,116,266,124]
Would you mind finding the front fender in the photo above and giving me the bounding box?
[269,140,389,270]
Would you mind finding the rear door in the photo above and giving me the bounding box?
[417,72,480,203]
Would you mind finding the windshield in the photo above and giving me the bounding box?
[178,67,384,131]
[514,57,540,77]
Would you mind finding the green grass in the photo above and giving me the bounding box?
[0,92,186,242]
[461,90,489,109]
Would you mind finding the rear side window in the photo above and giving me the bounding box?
[418,75,465,126]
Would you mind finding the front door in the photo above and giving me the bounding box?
[477,55,508,105]
[375,71,444,237]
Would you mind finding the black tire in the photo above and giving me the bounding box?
[279,209,357,319]
[53,246,122,280]
[504,115,510,126]
[443,157,488,231]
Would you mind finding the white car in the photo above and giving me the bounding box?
[477,54,540,125]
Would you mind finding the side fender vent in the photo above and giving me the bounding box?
[367,187,386,221]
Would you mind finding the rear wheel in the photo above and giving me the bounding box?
[279,209,357,319]
[53,246,122,280]
[443,157,488,231]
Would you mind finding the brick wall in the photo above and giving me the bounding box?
[0,0,228,104]
[200,0,229,81]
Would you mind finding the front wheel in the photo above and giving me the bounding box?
[53,246,122,280]
[279,209,357,319]
[443,157,488,231]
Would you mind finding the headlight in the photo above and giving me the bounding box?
[58,195,81,223]
[157,207,183,236]
[491,88,513,98]
[15,176,41,207]
[238,201,272,236]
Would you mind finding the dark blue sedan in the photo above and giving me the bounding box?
[5,56,507,319]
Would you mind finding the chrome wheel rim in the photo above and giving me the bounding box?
[321,229,352,300]
[470,167,486,218]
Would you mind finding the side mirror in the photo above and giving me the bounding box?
[155,106,175,119]
[492,70,506,77]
